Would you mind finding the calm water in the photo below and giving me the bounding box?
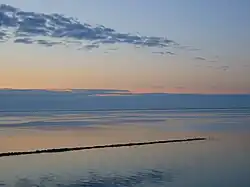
[0,108,250,187]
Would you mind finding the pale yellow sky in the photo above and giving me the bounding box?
[0,44,250,93]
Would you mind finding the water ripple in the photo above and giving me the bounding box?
[13,168,175,187]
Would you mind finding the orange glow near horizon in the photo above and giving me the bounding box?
[0,86,249,94]
[1,47,249,95]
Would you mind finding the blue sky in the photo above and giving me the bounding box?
[0,0,250,93]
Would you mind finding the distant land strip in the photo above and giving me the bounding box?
[0,107,249,113]
[0,137,206,158]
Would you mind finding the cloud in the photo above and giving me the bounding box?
[13,37,63,46]
[194,56,206,61]
[165,51,175,55]
[152,51,175,56]
[0,31,5,38]
[174,45,200,51]
[36,39,62,47]
[152,51,165,55]
[195,64,230,71]
[82,43,99,51]
[216,65,229,71]
[14,37,33,44]
[0,4,178,53]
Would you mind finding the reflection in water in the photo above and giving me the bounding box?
[0,133,249,187]
[14,169,174,187]
[0,109,249,187]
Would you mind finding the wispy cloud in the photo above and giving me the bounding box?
[195,64,230,71]
[14,37,33,44]
[81,44,99,51]
[152,51,175,55]
[194,56,206,61]
[216,65,229,71]
[36,39,62,47]
[0,4,178,53]
[174,45,200,51]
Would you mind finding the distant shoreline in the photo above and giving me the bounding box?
[0,107,249,113]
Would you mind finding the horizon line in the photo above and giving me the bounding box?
[0,88,250,95]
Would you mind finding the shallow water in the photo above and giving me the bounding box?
[0,109,250,187]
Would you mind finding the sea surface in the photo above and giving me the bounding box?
[0,92,250,186]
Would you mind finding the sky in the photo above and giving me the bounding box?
[0,0,250,94]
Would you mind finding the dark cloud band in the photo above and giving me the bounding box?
[0,4,176,53]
